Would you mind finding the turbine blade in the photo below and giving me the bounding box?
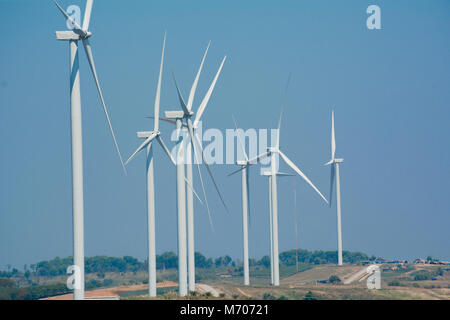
[125,134,156,166]
[54,0,83,31]
[187,41,210,111]
[246,166,251,228]
[195,157,214,232]
[277,172,295,177]
[145,116,186,127]
[154,33,166,132]
[232,114,249,162]
[329,164,335,207]
[331,110,336,161]
[276,111,283,150]
[278,150,328,204]
[156,136,176,165]
[186,120,214,231]
[248,151,270,165]
[227,165,249,177]
[184,175,204,205]
[172,72,189,115]
[82,0,93,31]
[193,129,229,213]
[82,39,127,174]
[276,73,291,149]
[193,56,226,127]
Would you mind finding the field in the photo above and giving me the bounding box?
[121,263,450,300]
[4,255,450,300]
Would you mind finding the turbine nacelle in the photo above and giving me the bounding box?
[56,30,81,41]
[138,131,160,139]
[165,110,186,120]
[55,29,92,42]
[324,158,344,166]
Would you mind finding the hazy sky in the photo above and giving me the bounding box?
[1,0,449,269]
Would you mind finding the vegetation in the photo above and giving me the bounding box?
[279,249,369,265]
[0,248,378,300]
[388,280,401,286]
[262,292,276,300]
[2,249,370,281]
[329,275,341,284]
[412,270,432,281]
[0,282,70,300]
[304,291,318,300]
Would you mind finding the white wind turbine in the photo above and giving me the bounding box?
[228,116,273,286]
[257,87,329,286]
[324,110,344,266]
[53,0,126,300]
[124,34,177,297]
[164,44,227,296]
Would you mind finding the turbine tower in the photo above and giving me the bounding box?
[53,0,126,300]
[325,111,344,266]
[262,167,293,285]
[125,34,176,296]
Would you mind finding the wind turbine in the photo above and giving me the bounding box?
[124,34,177,297]
[228,116,272,286]
[324,110,344,266]
[166,44,227,295]
[257,82,329,286]
[53,0,126,300]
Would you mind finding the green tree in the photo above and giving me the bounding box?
[259,256,271,268]
[304,291,317,300]
[262,292,276,300]
[329,275,341,284]
[413,270,432,281]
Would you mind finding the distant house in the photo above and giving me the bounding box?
[414,258,426,264]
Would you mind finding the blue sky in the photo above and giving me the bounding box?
[1,0,449,269]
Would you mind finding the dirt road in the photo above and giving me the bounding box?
[41,281,178,300]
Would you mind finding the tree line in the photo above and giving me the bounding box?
[1,249,371,279]
[0,249,373,300]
